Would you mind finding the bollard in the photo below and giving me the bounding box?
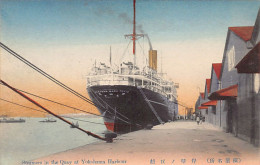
[105,132,117,143]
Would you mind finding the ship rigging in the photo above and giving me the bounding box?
[86,0,179,133]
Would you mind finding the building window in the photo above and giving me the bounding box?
[228,46,235,71]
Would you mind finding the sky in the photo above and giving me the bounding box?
[0,0,260,116]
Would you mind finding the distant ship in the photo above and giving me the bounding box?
[86,0,178,133]
[0,115,25,123]
[39,118,57,122]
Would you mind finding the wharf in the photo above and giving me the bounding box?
[33,121,260,165]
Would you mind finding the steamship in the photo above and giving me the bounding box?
[0,115,25,123]
[86,0,178,133]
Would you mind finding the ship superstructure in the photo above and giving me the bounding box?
[86,0,178,133]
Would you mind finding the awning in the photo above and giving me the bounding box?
[198,106,209,110]
[208,84,238,100]
[236,42,260,73]
[202,100,217,106]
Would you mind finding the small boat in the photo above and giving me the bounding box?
[70,121,79,128]
[0,115,26,123]
[39,118,57,122]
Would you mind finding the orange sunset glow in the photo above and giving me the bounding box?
[0,40,224,117]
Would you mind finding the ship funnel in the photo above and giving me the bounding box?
[149,50,157,71]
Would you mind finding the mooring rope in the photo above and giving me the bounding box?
[1,79,107,141]
[0,42,132,124]
[0,97,106,125]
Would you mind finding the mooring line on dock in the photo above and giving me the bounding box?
[0,42,96,106]
[88,87,132,122]
[0,79,109,142]
[61,116,105,125]
[0,83,105,117]
[0,97,107,125]
[0,98,47,114]
[0,42,133,125]
[0,82,135,126]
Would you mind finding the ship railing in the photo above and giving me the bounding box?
[87,73,162,86]
[87,80,173,99]
[89,66,167,82]
[87,73,174,96]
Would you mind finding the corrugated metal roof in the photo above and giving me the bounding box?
[212,63,222,80]
[236,42,260,73]
[229,26,254,41]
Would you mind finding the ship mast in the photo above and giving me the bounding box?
[133,0,136,65]
[125,0,144,70]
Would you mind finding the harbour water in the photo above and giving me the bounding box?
[0,116,106,165]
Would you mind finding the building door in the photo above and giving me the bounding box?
[227,101,233,133]
[231,100,238,136]
[227,100,238,135]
